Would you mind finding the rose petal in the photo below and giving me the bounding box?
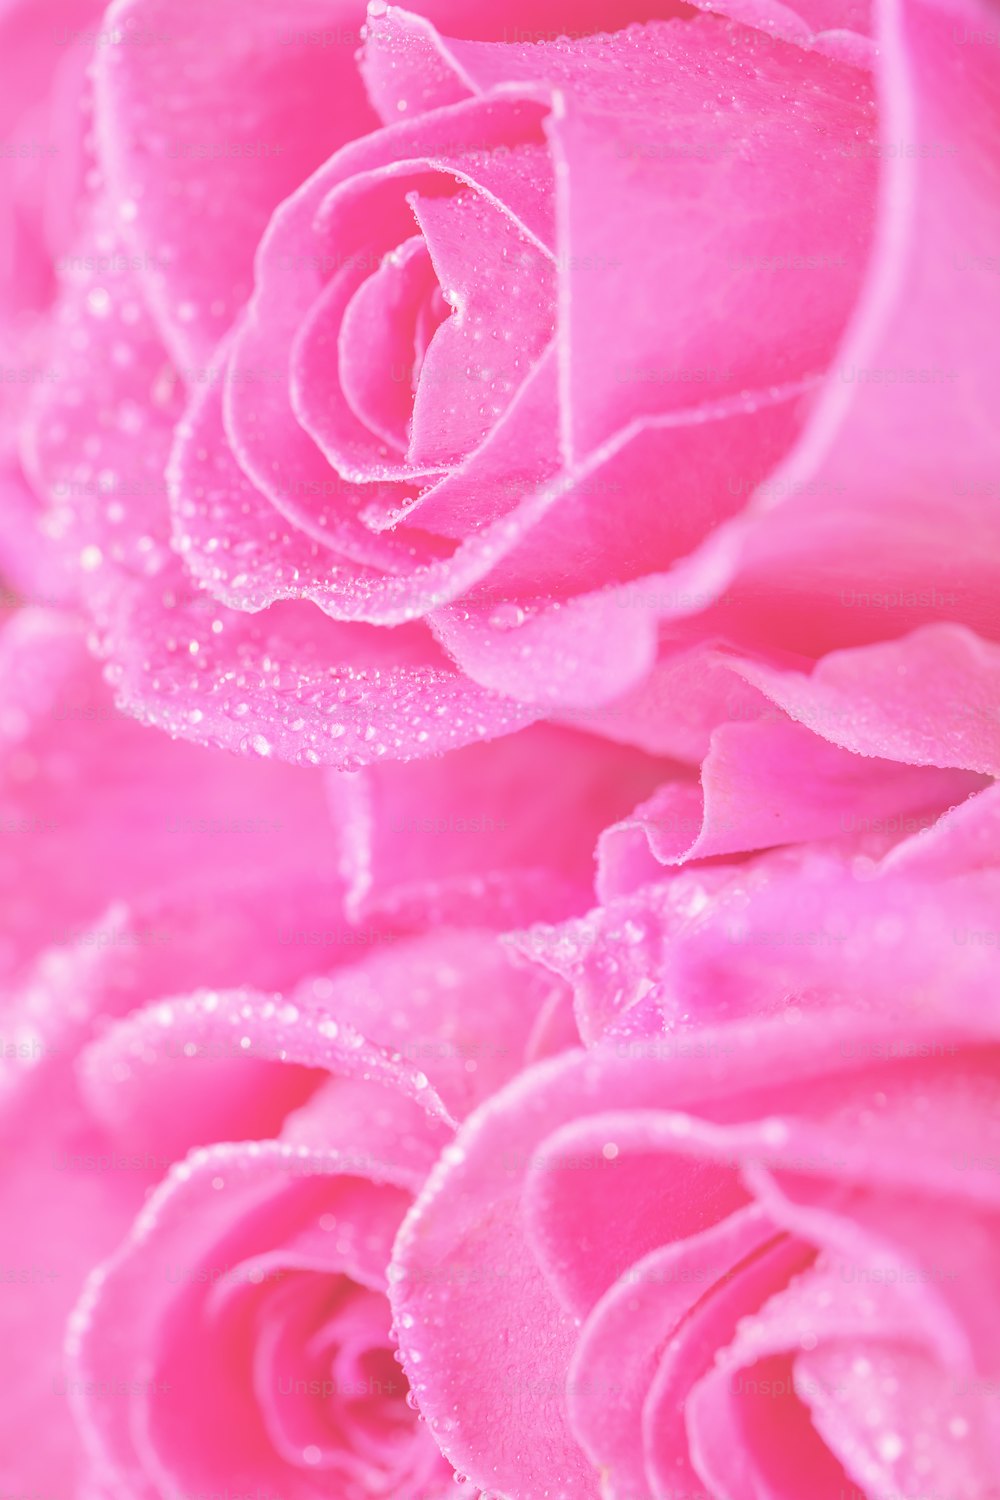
[682,1256,909,1499]
[0,608,334,982]
[597,717,985,897]
[283,928,565,1121]
[70,1141,415,1499]
[406,188,556,467]
[428,381,811,708]
[648,1236,821,1500]
[415,13,877,454]
[566,1205,777,1500]
[93,0,378,364]
[510,863,767,1045]
[25,227,541,764]
[390,1027,864,1499]
[227,94,551,541]
[338,235,439,452]
[326,722,668,926]
[0,0,99,371]
[559,639,777,762]
[529,846,944,1046]
[796,1340,1000,1500]
[290,251,446,487]
[0,1069,149,1500]
[705,0,1000,659]
[882,782,1000,879]
[738,624,1000,773]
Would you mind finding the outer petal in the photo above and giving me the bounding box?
[544,17,876,457]
[279,928,567,1122]
[394,1004,1000,1500]
[596,716,983,896]
[515,837,1000,1045]
[0,1069,146,1500]
[681,1257,915,1498]
[93,0,378,364]
[373,9,877,454]
[566,1206,779,1500]
[0,0,100,388]
[388,1026,881,1499]
[24,229,538,765]
[705,0,1000,657]
[428,382,810,708]
[738,625,1000,773]
[325,722,670,926]
[882,782,1000,878]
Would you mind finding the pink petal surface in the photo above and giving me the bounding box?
[738,625,1000,772]
[389,1019,874,1496]
[0,1072,148,1500]
[325,722,669,925]
[275,928,566,1123]
[0,589,571,1496]
[5,6,1000,1500]
[703,0,1000,658]
[0,607,334,982]
[338,235,439,452]
[0,0,100,388]
[544,34,871,450]
[515,823,1000,1047]
[405,187,556,467]
[647,1236,823,1500]
[559,639,779,762]
[795,1340,1000,1500]
[393,998,1000,1497]
[401,11,877,454]
[290,255,446,489]
[93,0,378,365]
[64,894,554,1494]
[566,1205,779,1500]
[171,339,561,622]
[427,381,810,708]
[24,224,539,765]
[226,94,552,540]
[596,716,983,896]
[681,1256,913,1498]
[882,781,1000,878]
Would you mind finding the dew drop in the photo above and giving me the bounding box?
[488,603,526,631]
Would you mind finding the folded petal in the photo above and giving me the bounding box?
[738,624,1000,773]
[597,717,985,896]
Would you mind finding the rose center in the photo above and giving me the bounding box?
[410,281,452,395]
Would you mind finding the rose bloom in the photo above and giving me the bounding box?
[0,0,993,795]
[393,797,1000,1499]
[1,3,1000,1500]
[0,603,680,1498]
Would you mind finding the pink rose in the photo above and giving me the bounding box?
[3,2,1000,1498]
[0,604,682,1497]
[10,0,985,779]
[58,936,555,1500]
[392,803,1000,1498]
